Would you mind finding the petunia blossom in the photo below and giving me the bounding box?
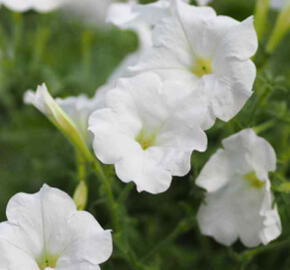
[0,184,113,270]
[131,0,258,126]
[1,0,68,12]
[196,129,281,247]
[89,72,208,194]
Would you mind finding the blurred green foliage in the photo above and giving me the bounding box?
[0,1,289,269]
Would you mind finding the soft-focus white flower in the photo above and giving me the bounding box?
[131,0,257,126]
[64,0,111,26]
[271,0,287,9]
[1,0,68,12]
[0,184,113,269]
[106,1,153,81]
[196,0,212,6]
[89,72,208,194]
[196,129,281,247]
[24,83,107,147]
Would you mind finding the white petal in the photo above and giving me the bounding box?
[115,147,173,194]
[205,59,255,121]
[64,0,109,26]
[1,0,66,12]
[260,205,282,244]
[216,16,258,61]
[89,108,141,164]
[132,0,172,25]
[195,149,233,192]
[57,211,112,268]
[24,84,53,116]
[106,2,138,28]
[270,0,286,10]
[159,149,192,176]
[196,0,213,6]
[222,129,276,177]
[6,184,76,258]
[0,238,39,270]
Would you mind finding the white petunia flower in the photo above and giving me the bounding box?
[196,129,281,247]
[1,0,68,12]
[89,72,208,194]
[131,0,258,126]
[24,83,107,147]
[0,184,113,269]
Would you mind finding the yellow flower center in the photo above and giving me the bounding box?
[135,129,157,150]
[244,171,265,189]
[38,254,58,270]
[191,58,213,77]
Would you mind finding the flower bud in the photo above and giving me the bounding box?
[254,0,270,42]
[24,84,94,162]
[266,0,290,53]
[73,181,88,210]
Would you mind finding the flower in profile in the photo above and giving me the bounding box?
[55,90,107,145]
[196,129,281,247]
[89,72,207,194]
[131,0,258,126]
[0,184,113,269]
[24,83,108,160]
[1,0,68,12]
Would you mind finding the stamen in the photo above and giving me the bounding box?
[244,171,265,188]
[191,58,213,77]
[135,129,157,150]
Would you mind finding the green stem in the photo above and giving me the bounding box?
[32,21,50,68]
[12,12,23,60]
[73,152,88,210]
[254,0,270,43]
[266,3,290,54]
[239,238,290,262]
[253,120,275,134]
[93,160,120,232]
[76,151,86,182]
[141,217,196,262]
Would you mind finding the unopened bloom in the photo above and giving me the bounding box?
[196,129,281,247]
[0,184,113,269]
[132,0,257,126]
[1,0,68,12]
[24,83,107,160]
[266,0,290,52]
[89,72,207,194]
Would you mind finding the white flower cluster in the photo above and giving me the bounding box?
[17,0,281,264]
